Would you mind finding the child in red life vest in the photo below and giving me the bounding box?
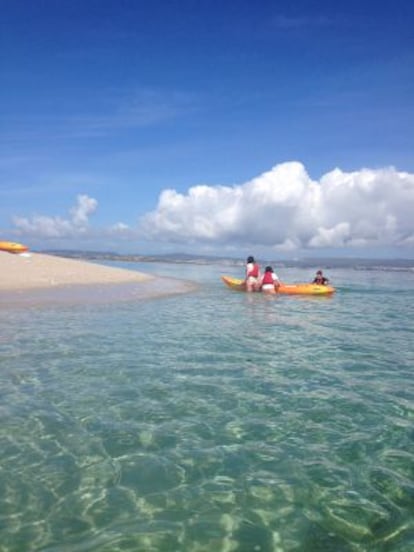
[260,265,280,294]
[245,256,261,292]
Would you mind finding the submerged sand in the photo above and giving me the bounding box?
[0,252,196,306]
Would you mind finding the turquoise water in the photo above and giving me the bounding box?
[1,262,413,551]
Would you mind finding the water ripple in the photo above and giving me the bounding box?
[0,265,413,550]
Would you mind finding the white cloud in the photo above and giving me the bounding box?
[110,222,130,233]
[69,194,97,226]
[140,161,414,251]
[13,194,97,238]
[10,162,414,254]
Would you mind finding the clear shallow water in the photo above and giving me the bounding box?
[1,262,413,551]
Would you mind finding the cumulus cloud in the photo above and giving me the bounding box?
[13,194,98,238]
[140,161,414,251]
[10,162,414,253]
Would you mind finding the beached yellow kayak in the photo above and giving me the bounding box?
[0,241,29,254]
[221,275,335,295]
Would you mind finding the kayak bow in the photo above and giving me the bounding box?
[0,241,29,254]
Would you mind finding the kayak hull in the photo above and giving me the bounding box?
[221,275,335,295]
[0,241,29,254]
[277,283,335,295]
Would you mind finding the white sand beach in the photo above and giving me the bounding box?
[0,252,152,291]
[0,252,197,306]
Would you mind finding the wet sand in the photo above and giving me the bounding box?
[0,252,196,306]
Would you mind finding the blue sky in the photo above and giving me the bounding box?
[1,0,414,258]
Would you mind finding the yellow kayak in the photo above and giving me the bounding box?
[221,275,335,295]
[0,241,29,254]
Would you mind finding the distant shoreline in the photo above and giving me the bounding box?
[41,250,414,269]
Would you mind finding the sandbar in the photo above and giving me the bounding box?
[0,252,195,306]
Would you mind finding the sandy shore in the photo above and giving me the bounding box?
[0,252,152,290]
[0,252,197,306]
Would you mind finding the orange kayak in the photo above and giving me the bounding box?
[0,241,29,254]
[221,275,335,295]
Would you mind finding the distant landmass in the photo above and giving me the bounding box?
[42,250,414,270]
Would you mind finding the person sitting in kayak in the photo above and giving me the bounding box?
[260,266,281,294]
[313,270,329,285]
[245,256,261,292]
